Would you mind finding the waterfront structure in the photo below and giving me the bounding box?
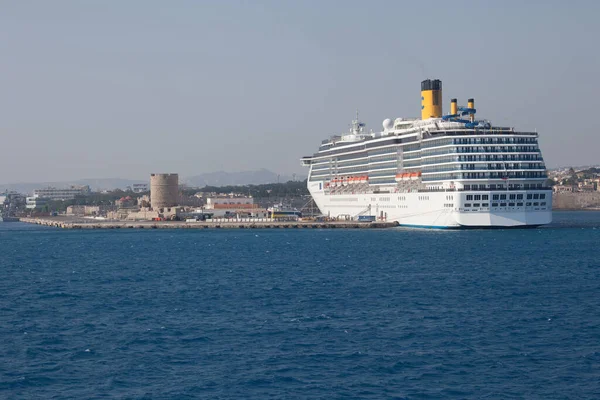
[301,79,552,228]
[33,185,90,201]
[205,196,255,209]
[66,205,100,216]
[150,173,178,209]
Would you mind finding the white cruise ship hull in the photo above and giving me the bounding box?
[308,183,552,228]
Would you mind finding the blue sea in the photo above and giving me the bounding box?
[1,211,599,399]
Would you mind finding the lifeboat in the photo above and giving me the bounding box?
[342,176,349,186]
[402,173,410,181]
[349,177,356,185]
[395,173,403,182]
[410,172,419,180]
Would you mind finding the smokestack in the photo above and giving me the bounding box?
[420,79,443,120]
[450,98,457,116]
[467,98,475,122]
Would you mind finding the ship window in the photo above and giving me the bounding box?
[482,195,489,200]
[517,203,523,206]
[473,203,480,208]
[500,194,506,200]
[526,202,532,206]
[492,203,498,207]
[540,194,546,199]
[500,203,507,207]
[493,195,499,200]
[527,194,533,199]
[509,203,515,206]
[533,194,540,199]
[464,185,470,190]
[482,203,489,207]
[466,195,473,201]
[534,202,539,206]
[517,194,523,200]
[509,194,516,200]
[541,202,547,206]
[464,203,471,208]
[474,195,481,200]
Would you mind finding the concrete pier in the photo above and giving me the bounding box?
[20,217,399,230]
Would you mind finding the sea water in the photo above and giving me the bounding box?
[1,211,599,398]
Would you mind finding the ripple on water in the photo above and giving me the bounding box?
[0,212,599,398]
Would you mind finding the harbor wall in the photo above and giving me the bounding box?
[553,192,600,210]
[19,217,398,230]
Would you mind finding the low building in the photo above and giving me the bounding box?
[553,185,574,193]
[205,196,255,209]
[26,196,49,209]
[66,205,101,216]
[132,183,149,193]
[116,196,135,208]
[578,183,596,192]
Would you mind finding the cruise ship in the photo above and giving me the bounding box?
[301,79,552,228]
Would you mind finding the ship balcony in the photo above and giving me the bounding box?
[301,156,313,166]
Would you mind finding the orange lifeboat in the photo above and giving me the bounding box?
[410,172,419,180]
[395,173,403,182]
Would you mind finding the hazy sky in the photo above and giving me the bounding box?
[1,0,599,183]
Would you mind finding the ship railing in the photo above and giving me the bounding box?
[416,186,552,193]
[434,129,538,136]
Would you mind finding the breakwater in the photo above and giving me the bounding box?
[20,217,398,229]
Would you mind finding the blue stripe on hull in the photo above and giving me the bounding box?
[399,224,454,229]
[399,223,544,230]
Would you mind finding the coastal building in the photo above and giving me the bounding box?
[116,196,135,208]
[205,196,255,209]
[26,196,48,209]
[33,185,91,201]
[553,185,574,193]
[578,183,596,192]
[132,183,149,193]
[66,205,101,216]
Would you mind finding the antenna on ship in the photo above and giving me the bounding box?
[351,109,365,134]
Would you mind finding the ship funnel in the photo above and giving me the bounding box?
[450,98,457,116]
[421,79,442,120]
[468,98,475,122]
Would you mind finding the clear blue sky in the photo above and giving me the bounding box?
[1,0,598,182]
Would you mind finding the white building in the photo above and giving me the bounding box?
[33,186,90,201]
[205,196,254,209]
[26,196,49,209]
[132,183,149,193]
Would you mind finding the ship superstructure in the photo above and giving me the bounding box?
[301,79,552,228]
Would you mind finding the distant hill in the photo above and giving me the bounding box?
[0,178,147,194]
[0,170,298,194]
[184,169,294,188]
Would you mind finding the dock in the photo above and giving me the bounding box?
[19,217,399,230]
